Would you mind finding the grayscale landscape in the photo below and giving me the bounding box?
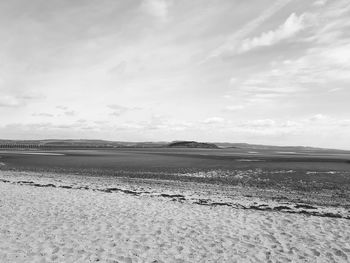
[1,0,350,262]
[0,141,350,262]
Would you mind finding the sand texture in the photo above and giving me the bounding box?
[0,170,348,219]
[0,180,349,263]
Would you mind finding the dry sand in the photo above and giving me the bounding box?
[0,177,349,262]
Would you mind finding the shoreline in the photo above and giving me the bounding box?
[1,170,349,220]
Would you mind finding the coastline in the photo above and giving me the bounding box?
[1,170,350,262]
[0,170,349,220]
[1,173,349,262]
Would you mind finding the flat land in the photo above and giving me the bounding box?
[1,147,350,189]
[0,147,350,210]
[1,148,350,262]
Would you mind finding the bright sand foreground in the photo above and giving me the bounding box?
[0,180,349,262]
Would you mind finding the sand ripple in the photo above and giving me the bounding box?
[0,182,349,262]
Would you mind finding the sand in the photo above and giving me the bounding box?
[0,179,349,263]
[1,170,348,219]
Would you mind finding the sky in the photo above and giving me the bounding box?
[1,0,350,149]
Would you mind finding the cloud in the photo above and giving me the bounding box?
[108,61,127,76]
[241,119,276,128]
[1,0,350,149]
[228,1,350,102]
[313,0,328,6]
[225,73,303,105]
[229,78,237,85]
[238,13,307,53]
[56,105,68,110]
[144,116,193,131]
[0,92,42,108]
[202,117,225,124]
[108,104,141,116]
[76,119,87,123]
[141,0,170,20]
[240,41,350,99]
[55,106,76,116]
[32,113,55,117]
[309,114,328,122]
[328,87,343,92]
[224,105,245,112]
[209,0,293,58]
[64,110,76,116]
[0,96,21,107]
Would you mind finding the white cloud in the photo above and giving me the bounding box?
[32,113,55,117]
[244,41,350,95]
[1,0,350,149]
[55,106,76,116]
[202,117,225,124]
[309,114,328,122]
[64,110,76,116]
[141,0,169,20]
[0,96,21,107]
[224,105,244,111]
[231,4,350,102]
[242,119,276,128]
[328,87,343,92]
[209,0,293,58]
[229,78,237,85]
[56,105,68,110]
[313,0,328,6]
[108,104,141,116]
[238,13,307,53]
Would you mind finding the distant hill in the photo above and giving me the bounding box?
[0,139,349,152]
[167,141,219,149]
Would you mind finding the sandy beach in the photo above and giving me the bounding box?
[2,0,350,261]
[0,174,349,262]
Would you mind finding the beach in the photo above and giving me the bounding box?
[2,0,350,261]
[0,172,349,263]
